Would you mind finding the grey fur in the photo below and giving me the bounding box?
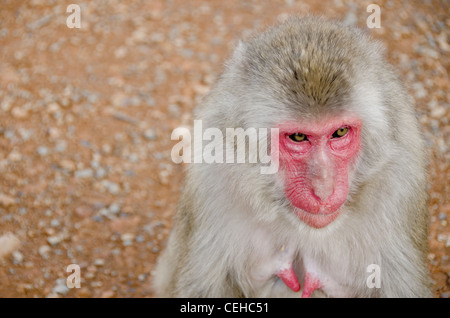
[154,16,432,298]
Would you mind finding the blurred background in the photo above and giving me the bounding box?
[0,0,448,297]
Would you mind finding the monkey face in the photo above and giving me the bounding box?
[278,115,362,228]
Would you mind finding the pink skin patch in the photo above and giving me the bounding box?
[276,265,323,297]
[301,273,323,298]
[279,116,362,228]
[277,266,301,292]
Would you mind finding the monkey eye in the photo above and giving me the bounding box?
[288,133,308,142]
[332,127,349,138]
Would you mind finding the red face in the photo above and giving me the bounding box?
[278,116,362,228]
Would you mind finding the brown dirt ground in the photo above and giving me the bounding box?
[0,0,448,298]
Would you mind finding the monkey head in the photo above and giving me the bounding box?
[215,17,390,230]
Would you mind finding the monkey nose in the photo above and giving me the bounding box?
[311,178,334,202]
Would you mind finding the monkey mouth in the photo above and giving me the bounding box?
[287,187,347,228]
[293,206,341,228]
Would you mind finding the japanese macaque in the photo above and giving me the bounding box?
[154,16,432,297]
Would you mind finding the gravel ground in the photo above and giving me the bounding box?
[0,0,448,298]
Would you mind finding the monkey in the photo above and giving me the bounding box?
[154,16,432,298]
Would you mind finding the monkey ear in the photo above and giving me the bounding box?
[233,40,247,58]
[226,40,247,70]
